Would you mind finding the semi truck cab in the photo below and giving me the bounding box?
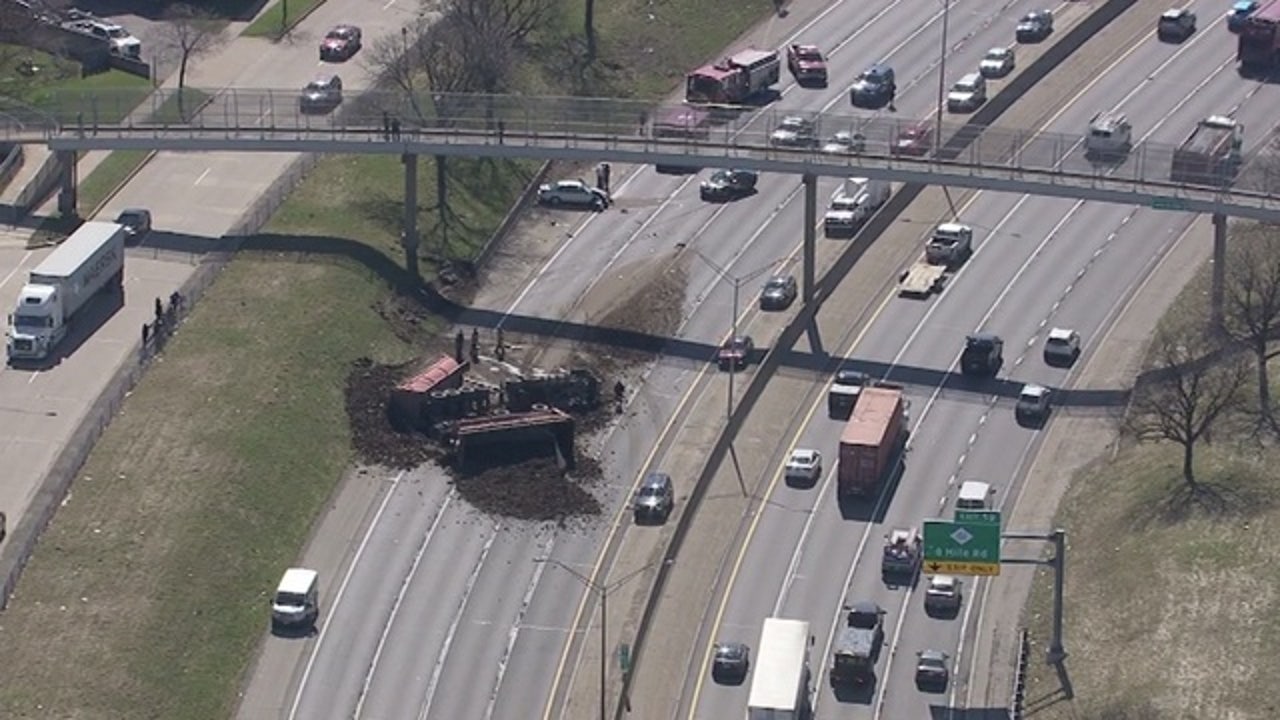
[8,287,64,360]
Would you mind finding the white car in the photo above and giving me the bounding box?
[770,116,818,147]
[785,448,822,485]
[924,575,962,612]
[1015,383,1052,422]
[67,19,142,57]
[946,73,987,113]
[979,47,1015,78]
[536,180,609,210]
[822,131,866,155]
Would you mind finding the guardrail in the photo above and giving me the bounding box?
[1010,628,1031,720]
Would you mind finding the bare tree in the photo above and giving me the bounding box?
[155,4,225,119]
[1126,314,1248,489]
[1222,223,1280,432]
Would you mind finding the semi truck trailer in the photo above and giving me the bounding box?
[747,617,812,720]
[837,386,908,499]
[7,221,126,363]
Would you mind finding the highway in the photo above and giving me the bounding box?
[272,1,1079,718]
[678,1,1280,719]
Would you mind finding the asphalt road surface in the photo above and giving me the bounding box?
[266,1,1083,719]
[678,2,1277,719]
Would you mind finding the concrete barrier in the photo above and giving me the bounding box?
[0,144,23,194]
[6,148,67,224]
[109,54,152,81]
[473,160,553,268]
[613,0,1138,715]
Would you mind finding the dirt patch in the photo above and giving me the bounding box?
[345,358,442,470]
[449,454,605,526]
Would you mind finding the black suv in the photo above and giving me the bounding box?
[1157,8,1196,41]
[700,169,759,201]
[960,333,1003,377]
[633,472,674,524]
[850,64,895,109]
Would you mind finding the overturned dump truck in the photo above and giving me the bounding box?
[443,407,576,471]
[504,369,600,412]
[387,355,490,434]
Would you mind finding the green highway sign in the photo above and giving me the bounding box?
[1151,197,1190,211]
[955,509,1000,525]
[924,518,1002,576]
[618,643,631,673]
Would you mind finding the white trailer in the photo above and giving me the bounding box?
[747,618,811,720]
[7,221,127,362]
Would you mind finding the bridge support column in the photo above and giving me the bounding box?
[1211,213,1227,330]
[56,150,78,219]
[802,173,817,303]
[402,152,420,279]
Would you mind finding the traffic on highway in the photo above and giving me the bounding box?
[2,0,1276,717]
[210,0,1280,718]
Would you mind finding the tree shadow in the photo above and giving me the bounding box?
[1123,465,1274,531]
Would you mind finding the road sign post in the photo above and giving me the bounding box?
[924,512,1002,576]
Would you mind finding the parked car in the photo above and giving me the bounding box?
[700,169,759,201]
[633,472,674,524]
[785,448,822,486]
[892,123,933,156]
[851,64,896,108]
[759,274,797,310]
[770,116,818,147]
[979,46,1015,78]
[299,75,343,113]
[946,72,987,113]
[712,642,751,683]
[1015,10,1054,42]
[65,18,141,57]
[1043,327,1081,366]
[786,44,828,86]
[320,24,362,61]
[114,208,152,242]
[717,335,755,370]
[537,180,609,210]
[1157,8,1196,42]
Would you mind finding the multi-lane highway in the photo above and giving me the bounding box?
[676,1,1279,718]
[269,1,1085,718]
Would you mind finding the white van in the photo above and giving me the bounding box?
[956,480,991,509]
[271,567,319,632]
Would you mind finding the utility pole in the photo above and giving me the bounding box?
[934,0,950,154]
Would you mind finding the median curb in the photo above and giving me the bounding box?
[614,0,1140,716]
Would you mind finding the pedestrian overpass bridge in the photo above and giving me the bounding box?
[4,88,1280,222]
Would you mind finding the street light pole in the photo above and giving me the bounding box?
[535,558,671,720]
[686,249,786,422]
[935,0,950,154]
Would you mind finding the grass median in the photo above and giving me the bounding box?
[0,0,779,716]
[1022,271,1280,720]
[244,0,328,39]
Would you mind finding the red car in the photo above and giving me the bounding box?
[320,24,362,61]
[786,44,828,86]
[892,123,933,157]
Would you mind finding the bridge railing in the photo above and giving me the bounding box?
[10,88,1280,201]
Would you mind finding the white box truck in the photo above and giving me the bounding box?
[747,617,812,720]
[7,221,126,362]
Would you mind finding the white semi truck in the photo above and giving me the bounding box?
[7,221,127,363]
[747,617,812,720]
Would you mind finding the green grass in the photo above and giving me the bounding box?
[0,0,780,716]
[244,0,328,38]
[79,150,152,216]
[149,88,212,124]
[25,70,152,125]
[1022,267,1280,720]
